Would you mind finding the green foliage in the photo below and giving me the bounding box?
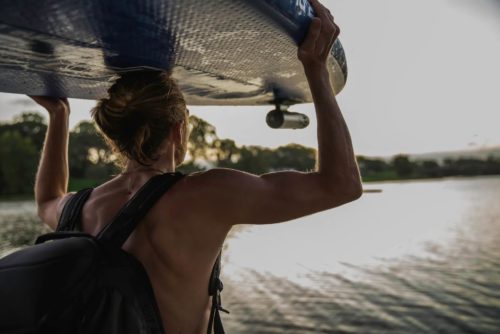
[1,111,500,197]
[69,121,118,179]
[7,112,47,150]
[418,160,441,178]
[227,144,316,174]
[213,138,239,167]
[358,155,500,182]
[68,178,105,191]
[177,161,207,174]
[392,155,414,178]
[182,116,316,174]
[273,144,316,171]
[0,113,119,196]
[0,130,38,194]
[232,145,274,174]
[187,115,218,164]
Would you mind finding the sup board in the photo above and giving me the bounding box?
[0,0,347,106]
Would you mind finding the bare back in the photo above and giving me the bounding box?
[70,163,361,333]
[75,171,229,333]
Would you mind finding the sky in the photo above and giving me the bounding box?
[1,0,499,157]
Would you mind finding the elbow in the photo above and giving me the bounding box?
[36,198,58,223]
[349,181,363,202]
[35,196,47,217]
[342,176,363,203]
[36,202,47,222]
[322,173,363,206]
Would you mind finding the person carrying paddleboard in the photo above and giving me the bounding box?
[30,0,362,332]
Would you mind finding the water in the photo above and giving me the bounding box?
[1,177,500,333]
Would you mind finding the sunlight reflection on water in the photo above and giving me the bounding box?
[1,177,499,333]
[221,177,500,333]
[225,178,471,278]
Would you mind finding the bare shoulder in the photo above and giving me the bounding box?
[182,167,266,190]
[172,168,348,226]
[171,168,271,226]
[179,167,276,209]
[174,167,358,227]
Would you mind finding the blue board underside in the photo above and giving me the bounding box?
[0,0,347,106]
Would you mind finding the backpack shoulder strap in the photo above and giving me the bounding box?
[96,171,185,248]
[56,188,94,232]
[207,251,228,334]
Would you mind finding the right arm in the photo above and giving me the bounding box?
[188,0,362,226]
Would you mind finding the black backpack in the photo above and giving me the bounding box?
[0,172,227,334]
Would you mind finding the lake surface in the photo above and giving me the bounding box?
[1,177,500,333]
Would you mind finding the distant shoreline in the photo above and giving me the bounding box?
[364,173,500,184]
[2,113,500,200]
[2,174,499,201]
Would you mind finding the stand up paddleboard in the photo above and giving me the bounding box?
[0,0,347,128]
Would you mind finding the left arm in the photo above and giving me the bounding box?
[31,96,72,230]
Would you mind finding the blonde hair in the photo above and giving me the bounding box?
[91,71,186,167]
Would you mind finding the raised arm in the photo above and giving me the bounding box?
[184,0,362,227]
[300,0,361,199]
[31,96,72,230]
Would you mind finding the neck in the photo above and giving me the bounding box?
[123,148,176,174]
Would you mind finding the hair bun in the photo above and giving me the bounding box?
[91,70,187,167]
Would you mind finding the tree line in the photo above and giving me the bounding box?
[0,112,499,196]
[358,154,500,181]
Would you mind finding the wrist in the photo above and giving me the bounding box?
[303,66,331,85]
[304,66,332,88]
[48,107,70,118]
[48,110,70,124]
